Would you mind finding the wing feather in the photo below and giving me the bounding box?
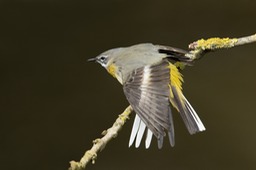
[124,60,174,148]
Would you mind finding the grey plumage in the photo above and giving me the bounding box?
[123,60,175,148]
[88,43,206,149]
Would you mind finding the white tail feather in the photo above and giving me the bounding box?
[182,94,206,131]
[145,129,153,149]
[135,120,146,148]
[129,114,141,147]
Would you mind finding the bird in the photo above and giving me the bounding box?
[88,43,205,149]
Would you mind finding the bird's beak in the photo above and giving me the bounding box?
[87,57,97,62]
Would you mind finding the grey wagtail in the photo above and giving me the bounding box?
[88,43,205,149]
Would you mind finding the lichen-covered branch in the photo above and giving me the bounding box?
[69,33,255,170]
[69,106,133,170]
[186,33,256,61]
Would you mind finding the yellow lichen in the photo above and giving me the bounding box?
[119,105,132,122]
[197,37,238,50]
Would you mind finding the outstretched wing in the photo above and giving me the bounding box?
[123,60,174,149]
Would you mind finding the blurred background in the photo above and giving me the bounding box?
[0,0,256,170]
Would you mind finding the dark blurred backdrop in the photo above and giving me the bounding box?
[0,0,256,170]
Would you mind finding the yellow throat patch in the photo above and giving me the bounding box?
[107,63,117,78]
[107,63,123,84]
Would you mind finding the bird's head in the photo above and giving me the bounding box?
[87,47,124,83]
[87,47,123,69]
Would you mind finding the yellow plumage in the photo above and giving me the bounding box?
[169,63,183,90]
[168,63,184,111]
[107,64,117,78]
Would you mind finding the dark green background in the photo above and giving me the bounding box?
[1,0,256,170]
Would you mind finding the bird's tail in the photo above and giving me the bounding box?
[168,63,205,134]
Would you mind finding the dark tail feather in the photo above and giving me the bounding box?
[171,86,206,134]
[167,106,175,147]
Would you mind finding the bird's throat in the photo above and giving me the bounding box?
[107,64,123,84]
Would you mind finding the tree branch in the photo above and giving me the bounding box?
[69,33,255,170]
[186,33,256,61]
[69,106,133,170]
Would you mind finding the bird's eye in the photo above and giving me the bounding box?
[100,56,106,61]
[96,55,108,67]
[98,55,108,64]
